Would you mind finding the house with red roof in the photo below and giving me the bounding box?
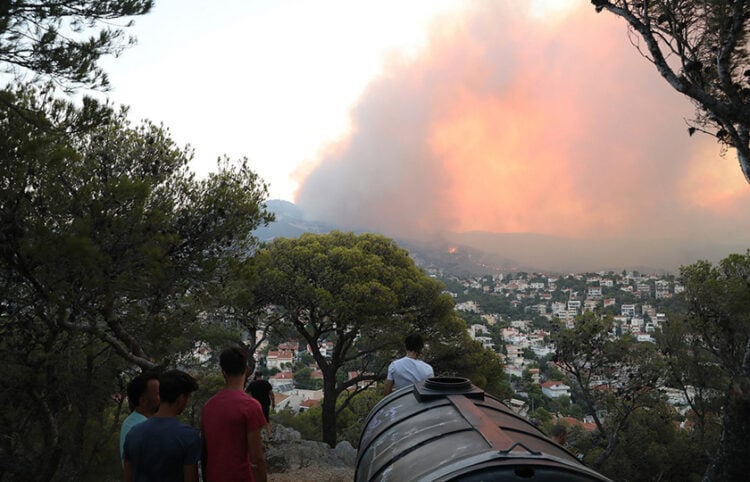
[541,380,571,399]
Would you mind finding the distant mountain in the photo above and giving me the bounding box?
[256,200,748,274]
[254,199,339,242]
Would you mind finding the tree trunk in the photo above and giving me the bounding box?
[703,382,750,481]
[321,372,339,448]
[736,141,750,184]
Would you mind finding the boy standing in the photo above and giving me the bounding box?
[202,347,267,482]
[123,369,200,482]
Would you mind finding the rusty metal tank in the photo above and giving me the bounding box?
[355,377,611,482]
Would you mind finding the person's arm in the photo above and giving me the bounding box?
[184,464,199,482]
[123,460,133,482]
[268,386,275,410]
[247,427,267,482]
[383,379,394,396]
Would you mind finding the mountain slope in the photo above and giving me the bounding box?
[257,200,747,274]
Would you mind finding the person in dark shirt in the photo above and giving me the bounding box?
[123,369,200,482]
[246,373,275,437]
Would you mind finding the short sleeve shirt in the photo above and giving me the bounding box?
[123,417,201,482]
[387,356,434,390]
[202,389,266,482]
[120,411,147,460]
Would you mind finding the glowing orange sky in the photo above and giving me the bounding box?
[295,2,750,244]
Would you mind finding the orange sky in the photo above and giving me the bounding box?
[295,2,750,244]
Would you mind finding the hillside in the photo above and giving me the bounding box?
[258,200,748,274]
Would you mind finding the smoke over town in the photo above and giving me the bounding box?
[294,2,750,248]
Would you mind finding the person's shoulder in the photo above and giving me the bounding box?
[122,411,146,428]
[242,394,263,413]
[173,420,200,445]
[203,390,224,408]
[127,416,155,438]
[391,356,409,365]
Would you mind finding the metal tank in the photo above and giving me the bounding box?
[356,377,612,482]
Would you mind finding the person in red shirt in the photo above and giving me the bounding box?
[202,347,267,482]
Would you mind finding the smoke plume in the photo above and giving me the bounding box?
[295,2,750,246]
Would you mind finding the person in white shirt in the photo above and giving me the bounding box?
[384,333,434,395]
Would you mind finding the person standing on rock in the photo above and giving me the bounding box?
[202,346,267,482]
[383,333,434,395]
[246,372,275,438]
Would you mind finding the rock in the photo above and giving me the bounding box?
[265,425,356,474]
[334,441,357,466]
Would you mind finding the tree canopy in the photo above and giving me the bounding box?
[593,0,750,181]
[553,311,666,470]
[0,0,153,90]
[0,84,273,479]
[672,252,750,480]
[254,231,499,447]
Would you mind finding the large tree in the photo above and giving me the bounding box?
[254,231,473,447]
[0,84,273,480]
[674,252,750,481]
[0,0,153,90]
[553,311,665,470]
[592,1,750,181]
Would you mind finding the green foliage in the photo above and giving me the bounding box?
[665,252,750,480]
[430,337,512,400]
[0,328,130,481]
[553,311,666,469]
[0,84,273,368]
[293,367,323,390]
[335,388,382,447]
[596,404,705,482]
[0,1,153,90]
[273,406,323,442]
[254,231,464,446]
[0,84,272,480]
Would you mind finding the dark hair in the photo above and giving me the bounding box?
[219,346,254,377]
[126,372,159,410]
[158,370,198,404]
[405,333,424,353]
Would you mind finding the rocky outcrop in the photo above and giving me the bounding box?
[265,425,356,479]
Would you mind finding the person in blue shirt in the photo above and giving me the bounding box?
[119,372,160,462]
[123,369,200,482]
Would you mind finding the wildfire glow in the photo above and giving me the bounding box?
[296,1,750,244]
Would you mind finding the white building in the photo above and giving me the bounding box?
[541,381,571,399]
[621,304,636,318]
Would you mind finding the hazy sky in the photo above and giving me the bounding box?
[99,0,750,245]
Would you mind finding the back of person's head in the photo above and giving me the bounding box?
[126,372,159,410]
[404,333,424,353]
[158,370,198,404]
[220,346,253,377]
